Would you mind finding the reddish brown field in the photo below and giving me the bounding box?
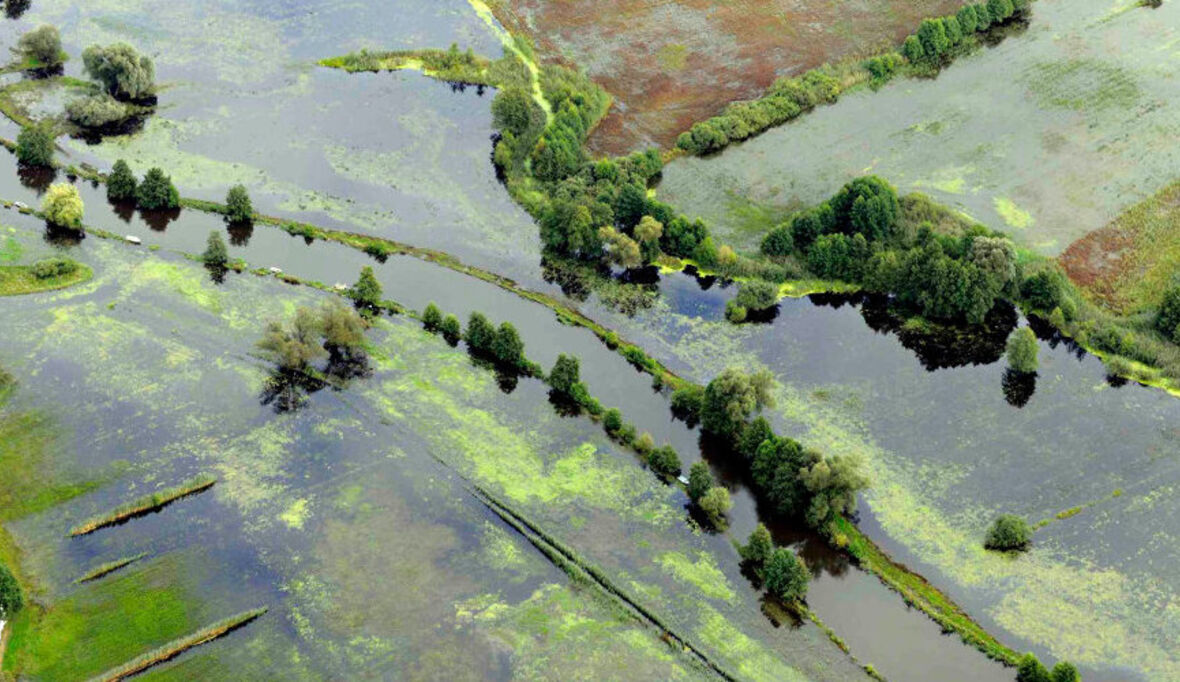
[487,0,969,155]
[1059,181,1180,314]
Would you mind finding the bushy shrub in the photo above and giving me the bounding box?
[17,24,63,67]
[202,231,228,267]
[740,523,773,568]
[0,561,22,619]
[42,183,84,228]
[349,266,383,310]
[687,461,713,502]
[603,408,623,434]
[66,94,132,128]
[984,514,1031,551]
[30,257,78,279]
[734,279,779,312]
[698,487,732,526]
[441,314,461,343]
[16,122,54,167]
[670,385,704,421]
[548,354,580,395]
[1016,653,1051,682]
[422,303,443,331]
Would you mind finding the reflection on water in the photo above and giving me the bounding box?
[42,222,83,248]
[227,221,253,246]
[1001,368,1037,407]
[140,206,181,231]
[17,163,54,193]
[4,0,29,20]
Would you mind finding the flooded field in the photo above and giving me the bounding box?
[658,0,1180,256]
[0,0,1176,680]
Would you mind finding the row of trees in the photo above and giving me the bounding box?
[1016,654,1080,682]
[673,368,870,531]
[107,160,180,210]
[904,0,1028,66]
[675,70,842,155]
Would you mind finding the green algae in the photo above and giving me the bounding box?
[993,197,1034,230]
[696,604,808,682]
[655,551,736,603]
[456,584,705,680]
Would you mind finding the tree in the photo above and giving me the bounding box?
[491,87,542,137]
[670,385,704,423]
[1156,284,1180,341]
[549,354,580,395]
[740,523,774,568]
[440,314,461,344]
[687,461,713,502]
[987,0,1015,24]
[831,176,900,240]
[42,183,83,228]
[599,226,643,270]
[957,4,980,33]
[492,322,526,369]
[1049,661,1079,682]
[18,25,63,67]
[0,562,22,620]
[615,183,648,230]
[422,303,443,331]
[698,487,732,527]
[1016,653,1051,682]
[1006,327,1039,374]
[16,122,54,167]
[799,454,869,528]
[648,445,681,478]
[107,160,138,201]
[320,301,368,369]
[737,416,774,461]
[969,236,1016,292]
[202,230,228,267]
[985,514,1032,552]
[973,3,993,28]
[903,35,925,63]
[943,16,963,46]
[917,18,951,61]
[761,224,794,257]
[225,184,253,223]
[1021,270,1065,311]
[136,167,179,209]
[350,266,383,310]
[635,215,664,261]
[257,307,326,372]
[603,407,623,434]
[700,368,776,441]
[65,94,131,128]
[764,548,809,602]
[82,43,155,100]
[465,312,496,354]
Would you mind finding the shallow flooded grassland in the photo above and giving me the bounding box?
[0,224,874,679]
[3,0,550,287]
[578,277,1180,681]
[658,0,1180,258]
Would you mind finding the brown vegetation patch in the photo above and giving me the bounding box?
[488,0,969,154]
[1060,181,1180,313]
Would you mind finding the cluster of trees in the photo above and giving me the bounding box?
[65,42,156,130]
[984,513,1032,552]
[903,0,1028,67]
[687,461,732,528]
[761,176,1023,325]
[463,311,538,375]
[256,301,370,411]
[739,524,810,602]
[726,279,779,322]
[421,302,463,345]
[1016,654,1080,682]
[675,368,869,531]
[41,183,84,229]
[106,160,180,210]
[675,70,842,155]
[16,24,64,70]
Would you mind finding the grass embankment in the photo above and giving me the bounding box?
[69,475,216,537]
[75,553,150,584]
[833,516,1020,665]
[0,262,93,296]
[84,607,266,682]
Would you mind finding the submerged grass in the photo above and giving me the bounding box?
[69,475,217,537]
[84,607,266,682]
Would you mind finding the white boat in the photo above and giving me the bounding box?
[269,266,283,274]
[125,235,142,245]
